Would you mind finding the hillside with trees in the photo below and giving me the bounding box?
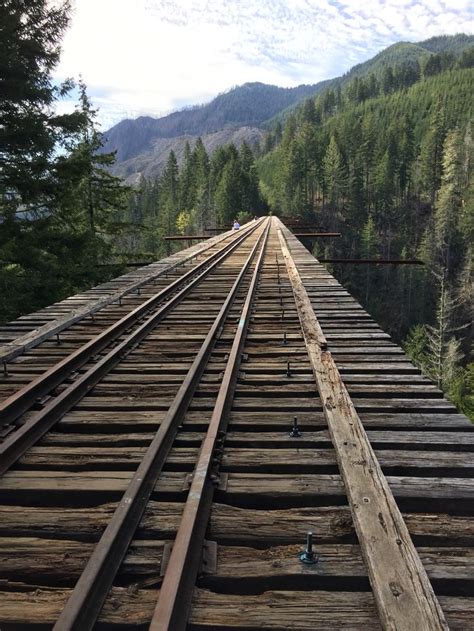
[103,34,473,181]
[102,83,325,163]
[116,140,266,259]
[257,53,473,416]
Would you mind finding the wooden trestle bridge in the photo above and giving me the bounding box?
[0,217,472,630]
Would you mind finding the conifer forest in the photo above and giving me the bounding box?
[1,0,473,416]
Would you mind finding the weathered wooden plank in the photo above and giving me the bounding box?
[0,503,471,545]
[277,221,448,630]
[210,504,474,544]
[188,591,471,630]
[38,429,474,450]
[0,537,166,580]
[0,502,182,540]
[0,588,470,628]
[0,538,471,584]
[17,445,474,472]
[206,544,474,582]
[1,471,472,501]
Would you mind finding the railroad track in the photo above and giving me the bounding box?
[0,217,472,630]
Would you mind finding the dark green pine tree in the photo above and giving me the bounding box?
[214,157,242,226]
[55,80,129,233]
[179,141,197,212]
[0,0,78,217]
[0,0,115,322]
[159,151,179,247]
[239,142,261,215]
[192,138,211,228]
[420,98,446,203]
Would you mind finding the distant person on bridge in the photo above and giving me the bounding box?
[232,219,240,230]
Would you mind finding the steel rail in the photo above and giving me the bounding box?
[149,219,270,631]
[0,220,263,429]
[0,222,264,476]
[0,222,254,365]
[52,218,270,631]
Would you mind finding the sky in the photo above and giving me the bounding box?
[54,0,473,129]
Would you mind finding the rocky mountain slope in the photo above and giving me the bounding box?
[113,126,265,185]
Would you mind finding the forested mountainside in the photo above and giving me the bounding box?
[265,34,474,127]
[103,34,473,180]
[256,61,473,416]
[102,83,323,163]
[111,126,265,184]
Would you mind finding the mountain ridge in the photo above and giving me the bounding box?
[103,33,473,180]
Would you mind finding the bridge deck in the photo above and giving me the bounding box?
[0,217,472,630]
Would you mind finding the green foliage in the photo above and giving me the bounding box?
[403,324,430,372]
[121,139,266,260]
[0,1,126,323]
[449,362,474,420]
[258,55,473,413]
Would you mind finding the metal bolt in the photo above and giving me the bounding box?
[289,416,301,438]
[299,531,318,564]
[119,297,122,306]
[282,332,287,345]
[3,362,8,378]
[56,333,61,345]
[286,361,292,378]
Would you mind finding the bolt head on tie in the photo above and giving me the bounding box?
[56,333,61,345]
[282,332,287,346]
[286,361,292,378]
[289,416,301,438]
[3,362,8,378]
[299,531,318,565]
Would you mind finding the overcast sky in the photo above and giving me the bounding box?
[54,0,473,129]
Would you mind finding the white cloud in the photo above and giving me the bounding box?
[53,0,473,128]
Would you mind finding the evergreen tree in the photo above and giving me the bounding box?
[214,155,242,225]
[55,80,128,233]
[159,151,179,250]
[420,99,446,203]
[192,138,211,228]
[323,135,346,216]
[179,141,197,212]
[0,0,124,322]
[0,0,77,216]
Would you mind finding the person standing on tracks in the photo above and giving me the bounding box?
[232,219,240,230]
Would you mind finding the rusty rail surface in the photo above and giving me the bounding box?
[52,220,271,630]
[150,220,270,631]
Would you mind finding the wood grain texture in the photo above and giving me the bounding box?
[276,219,448,631]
